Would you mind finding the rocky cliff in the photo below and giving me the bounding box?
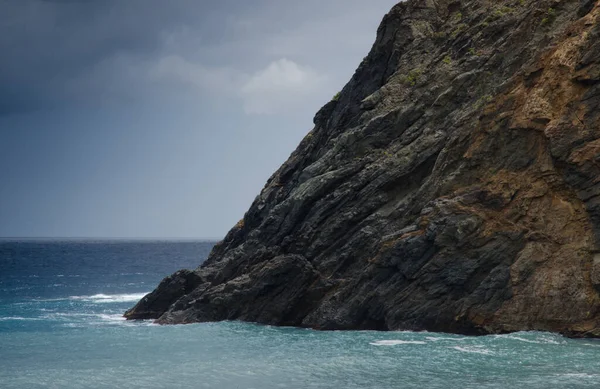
[126,0,600,337]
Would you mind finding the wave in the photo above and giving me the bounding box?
[560,373,599,379]
[370,340,427,346]
[493,332,564,345]
[39,312,155,327]
[583,343,600,348]
[452,346,494,355]
[66,314,156,328]
[425,336,468,342]
[0,316,43,321]
[69,292,148,303]
[46,312,126,322]
[502,335,557,344]
[1,286,32,292]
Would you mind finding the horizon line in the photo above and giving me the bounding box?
[0,236,222,241]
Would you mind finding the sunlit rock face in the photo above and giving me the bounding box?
[126,0,600,337]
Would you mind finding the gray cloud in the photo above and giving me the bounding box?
[0,0,231,113]
[240,58,327,115]
[0,0,398,116]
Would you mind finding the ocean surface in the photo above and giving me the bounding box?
[1,240,600,388]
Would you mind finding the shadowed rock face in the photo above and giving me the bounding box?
[126,0,600,337]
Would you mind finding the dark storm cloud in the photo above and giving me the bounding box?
[0,0,240,115]
[0,0,400,116]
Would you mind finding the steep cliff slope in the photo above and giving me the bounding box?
[126,0,600,337]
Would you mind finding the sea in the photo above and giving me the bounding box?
[1,239,600,389]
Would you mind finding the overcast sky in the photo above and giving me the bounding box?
[0,0,398,238]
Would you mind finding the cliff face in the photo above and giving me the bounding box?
[126,0,600,337]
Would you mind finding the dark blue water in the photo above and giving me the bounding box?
[0,239,212,325]
[2,240,600,388]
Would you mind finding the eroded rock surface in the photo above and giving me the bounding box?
[126,0,600,337]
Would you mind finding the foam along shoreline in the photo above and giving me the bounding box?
[70,292,149,303]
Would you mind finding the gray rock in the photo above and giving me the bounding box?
[126,0,600,337]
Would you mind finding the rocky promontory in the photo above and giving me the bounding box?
[126,0,600,337]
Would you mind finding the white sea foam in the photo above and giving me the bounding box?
[370,340,427,346]
[495,333,563,345]
[43,312,99,318]
[500,335,540,344]
[33,297,69,302]
[43,312,155,327]
[0,316,43,321]
[97,313,127,322]
[69,292,148,303]
[425,336,468,342]
[452,346,494,355]
[561,373,595,377]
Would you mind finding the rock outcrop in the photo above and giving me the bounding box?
[126,0,600,337]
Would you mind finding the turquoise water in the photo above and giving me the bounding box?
[2,240,600,388]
